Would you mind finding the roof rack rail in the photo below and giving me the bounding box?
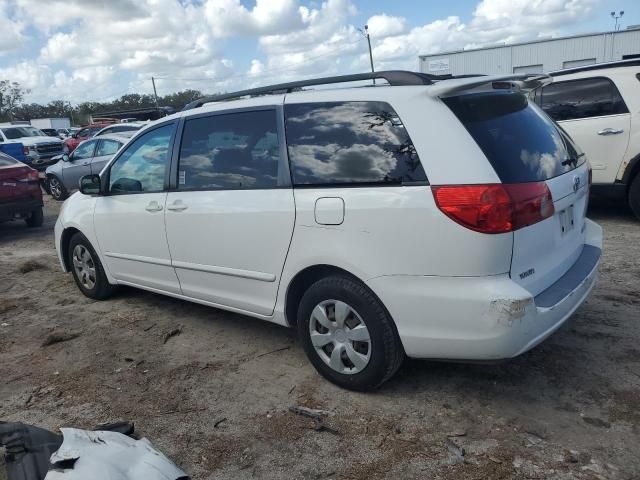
[550,58,640,76]
[183,70,462,110]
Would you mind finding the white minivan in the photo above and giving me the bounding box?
[54,71,602,390]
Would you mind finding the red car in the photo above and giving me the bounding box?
[62,123,110,153]
[0,152,43,227]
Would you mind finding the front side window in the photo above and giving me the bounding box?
[77,128,90,138]
[177,110,280,190]
[108,123,174,193]
[72,140,96,160]
[538,77,628,121]
[285,101,427,186]
[96,139,122,157]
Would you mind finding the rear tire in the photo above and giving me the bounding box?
[629,173,640,220]
[48,175,68,201]
[297,275,404,391]
[25,207,43,228]
[68,232,118,300]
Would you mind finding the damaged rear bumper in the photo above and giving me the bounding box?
[366,220,602,360]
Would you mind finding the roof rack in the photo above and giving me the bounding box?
[183,70,479,110]
[551,58,640,76]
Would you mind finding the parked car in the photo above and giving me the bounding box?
[46,133,130,200]
[0,124,64,171]
[0,152,43,227]
[94,123,145,137]
[40,128,60,138]
[62,124,110,154]
[57,128,71,138]
[55,71,602,390]
[531,59,640,218]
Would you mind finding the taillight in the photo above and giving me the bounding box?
[23,146,30,155]
[18,169,40,183]
[432,182,554,234]
[587,162,593,189]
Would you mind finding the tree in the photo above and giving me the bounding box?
[0,80,30,121]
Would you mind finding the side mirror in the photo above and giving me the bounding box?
[79,174,101,195]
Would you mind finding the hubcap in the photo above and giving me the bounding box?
[49,178,61,198]
[72,244,96,290]
[309,300,371,375]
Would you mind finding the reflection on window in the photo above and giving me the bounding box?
[73,141,96,160]
[109,124,173,193]
[539,78,628,121]
[285,101,426,186]
[178,110,280,190]
[96,140,121,157]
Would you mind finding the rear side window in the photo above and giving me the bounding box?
[96,139,122,156]
[444,92,584,183]
[285,101,427,186]
[537,77,628,121]
[177,110,281,190]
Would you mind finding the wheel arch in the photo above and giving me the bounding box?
[621,151,640,188]
[284,264,395,331]
[59,226,81,271]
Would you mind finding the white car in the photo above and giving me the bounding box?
[531,59,640,218]
[54,71,602,390]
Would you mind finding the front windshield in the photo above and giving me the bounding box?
[1,126,45,139]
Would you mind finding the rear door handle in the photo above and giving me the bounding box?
[167,200,188,212]
[145,201,163,212]
[597,128,624,136]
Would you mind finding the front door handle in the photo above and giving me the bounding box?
[145,201,163,212]
[597,128,624,136]
[167,200,188,212]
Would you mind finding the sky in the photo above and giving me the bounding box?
[0,0,637,104]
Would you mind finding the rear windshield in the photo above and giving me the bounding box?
[0,153,19,167]
[443,91,584,183]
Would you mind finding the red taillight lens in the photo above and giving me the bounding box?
[432,182,554,234]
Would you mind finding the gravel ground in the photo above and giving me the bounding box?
[1,195,639,480]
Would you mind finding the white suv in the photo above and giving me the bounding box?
[531,59,640,218]
[54,71,602,390]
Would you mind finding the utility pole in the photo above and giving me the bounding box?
[361,24,375,85]
[151,77,160,111]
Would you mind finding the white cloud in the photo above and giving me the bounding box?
[1,0,605,103]
[366,14,406,38]
[0,0,25,55]
[204,0,304,37]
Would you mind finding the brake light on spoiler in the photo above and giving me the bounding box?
[432,182,555,234]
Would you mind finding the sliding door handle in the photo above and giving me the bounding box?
[167,200,188,212]
[597,128,624,136]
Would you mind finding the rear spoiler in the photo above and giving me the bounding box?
[428,74,553,97]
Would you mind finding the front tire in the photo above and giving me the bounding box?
[25,207,43,228]
[629,173,640,220]
[297,275,404,391]
[48,175,68,201]
[68,232,118,300]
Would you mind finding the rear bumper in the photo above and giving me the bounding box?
[0,198,43,221]
[367,219,602,360]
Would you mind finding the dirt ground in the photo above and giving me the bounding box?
[1,195,639,480]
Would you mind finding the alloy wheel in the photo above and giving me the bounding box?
[309,299,371,374]
[72,244,96,290]
[49,177,62,199]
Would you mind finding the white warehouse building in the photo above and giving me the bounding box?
[419,28,640,76]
